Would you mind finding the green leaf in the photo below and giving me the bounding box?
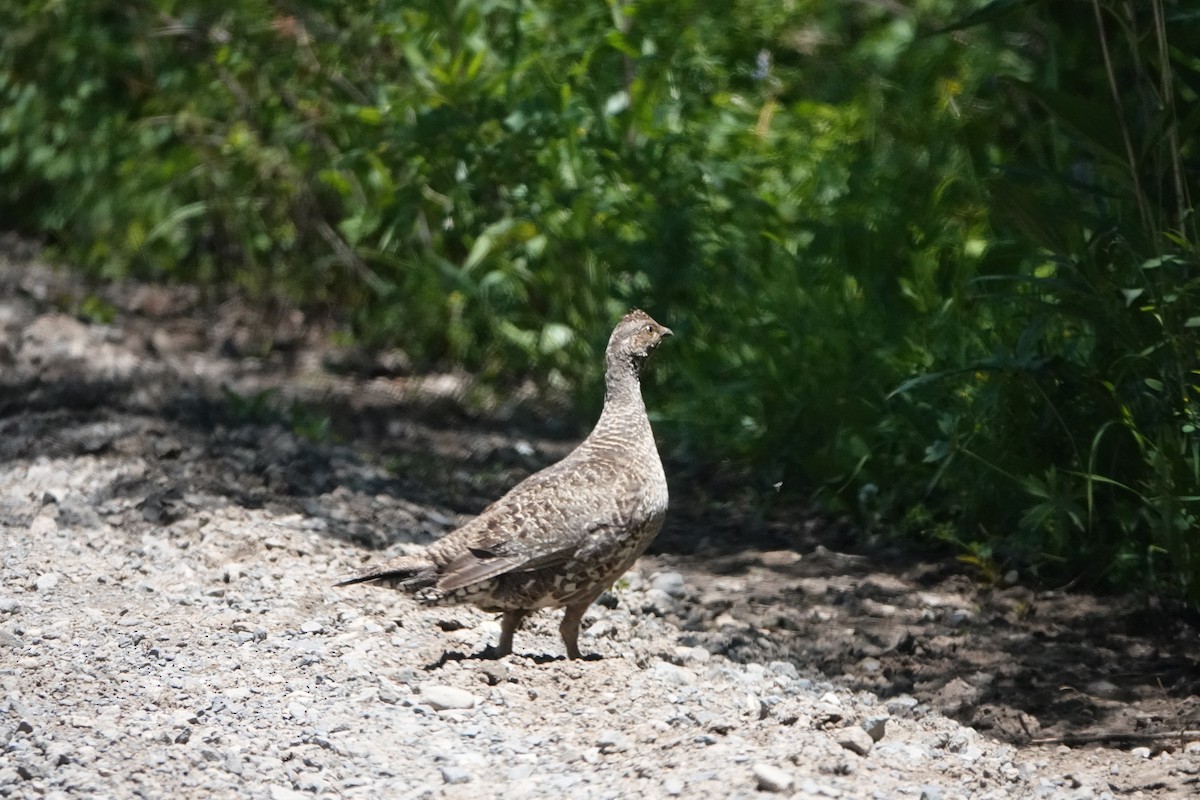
[355,107,383,125]
[539,322,574,354]
[463,218,515,273]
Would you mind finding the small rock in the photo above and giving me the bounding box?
[674,645,711,665]
[268,785,306,800]
[650,571,687,598]
[863,715,889,742]
[814,703,844,725]
[440,766,472,785]
[1085,680,1119,699]
[837,725,875,756]
[478,663,508,686]
[379,681,403,705]
[769,660,799,680]
[507,764,535,780]
[752,762,794,793]
[422,685,478,711]
[759,550,801,567]
[886,695,919,717]
[919,786,943,800]
[0,598,19,614]
[28,514,57,537]
[34,573,60,592]
[663,776,685,795]
[597,730,631,754]
[1130,746,1152,759]
[948,608,974,627]
[643,589,677,616]
[798,779,842,796]
[299,620,323,634]
[652,660,696,686]
[857,657,883,675]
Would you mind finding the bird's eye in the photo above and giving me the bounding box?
[643,324,654,333]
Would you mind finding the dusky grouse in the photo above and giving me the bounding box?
[338,310,672,659]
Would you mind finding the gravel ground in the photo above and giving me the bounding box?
[2,241,1198,798]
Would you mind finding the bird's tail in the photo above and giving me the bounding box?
[335,555,437,591]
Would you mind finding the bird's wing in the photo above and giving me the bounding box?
[429,463,645,593]
[434,542,579,592]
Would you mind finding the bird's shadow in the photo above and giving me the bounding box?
[422,648,601,670]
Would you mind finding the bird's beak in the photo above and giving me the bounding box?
[660,326,673,338]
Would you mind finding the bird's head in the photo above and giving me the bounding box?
[607,309,673,365]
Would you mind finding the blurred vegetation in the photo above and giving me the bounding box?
[2,0,1198,601]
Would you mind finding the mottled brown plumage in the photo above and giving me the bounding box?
[338,310,672,659]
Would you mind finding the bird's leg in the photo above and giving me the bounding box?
[559,601,593,660]
[494,609,528,658]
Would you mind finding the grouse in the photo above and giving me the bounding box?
[337,310,672,659]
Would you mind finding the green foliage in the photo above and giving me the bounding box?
[894,0,1200,600]
[1,1,1197,600]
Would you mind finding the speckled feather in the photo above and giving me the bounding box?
[338,309,672,658]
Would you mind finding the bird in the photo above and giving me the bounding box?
[337,309,673,660]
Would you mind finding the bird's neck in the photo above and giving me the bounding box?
[603,351,644,405]
[589,353,649,442]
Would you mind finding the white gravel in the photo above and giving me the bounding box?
[0,452,1158,800]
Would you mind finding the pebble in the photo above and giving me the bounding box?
[597,730,631,754]
[421,685,478,711]
[644,589,677,615]
[478,663,509,686]
[507,764,535,781]
[948,608,974,627]
[674,645,711,665]
[769,660,799,680]
[863,715,889,743]
[652,660,696,686]
[440,766,472,785]
[858,657,883,675]
[0,598,18,613]
[885,695,919,717]
[268,785,306,800]
[663,776,685,795]
[34,573,60,592]
[650,571,687,598]
[837,725,875,756]
[753,763,794,793]
[798,778,842,797]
